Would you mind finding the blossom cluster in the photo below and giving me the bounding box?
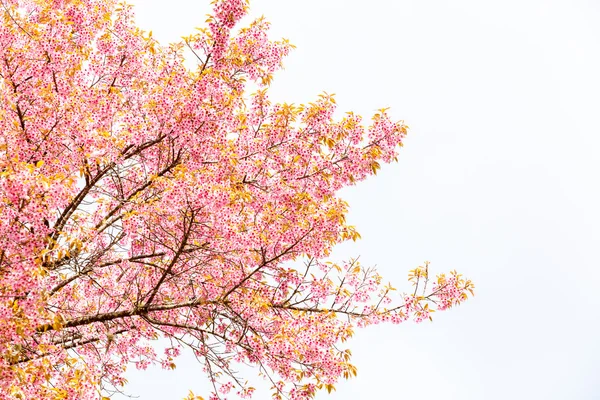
[0,0,472,399]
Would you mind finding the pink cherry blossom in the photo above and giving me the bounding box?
[0,1,473,399]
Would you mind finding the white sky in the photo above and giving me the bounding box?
[118,1,600,399]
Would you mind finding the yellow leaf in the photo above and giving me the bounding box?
[184,390,204,400]
[370,161,380,174]
[52,314,64,331]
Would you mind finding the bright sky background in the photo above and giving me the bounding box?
[119,1,600,399]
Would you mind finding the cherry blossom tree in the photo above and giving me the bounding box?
[0,0,473,398]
